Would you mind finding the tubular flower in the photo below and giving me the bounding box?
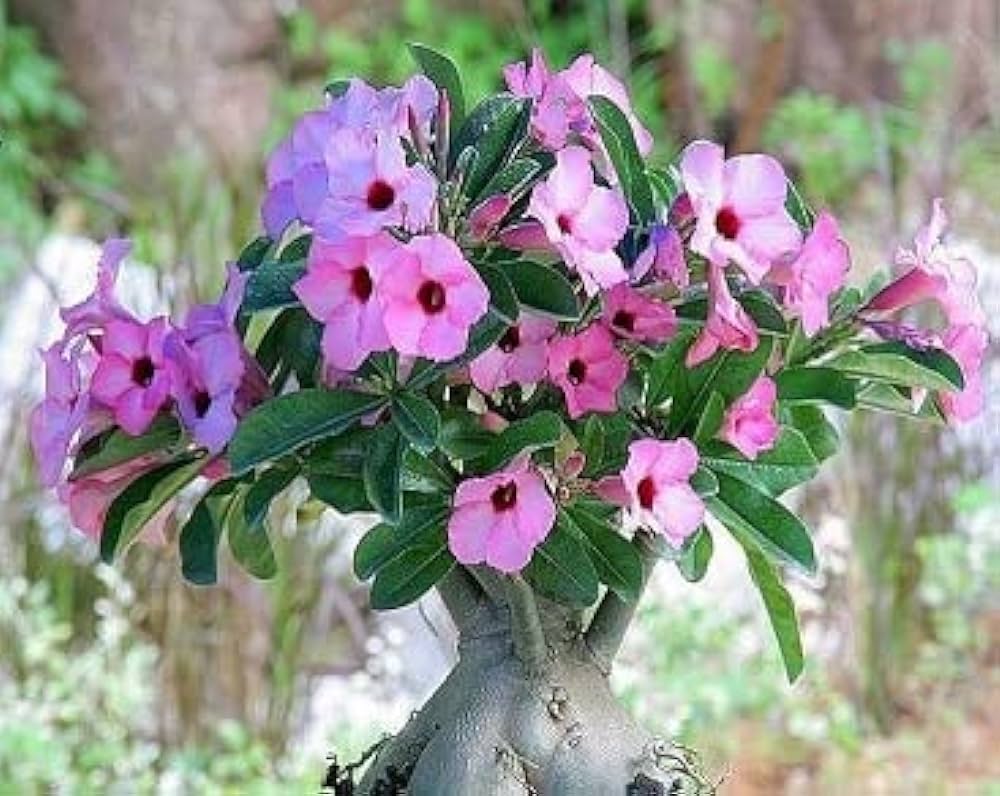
[601,284,677,344]
[621,438,704,547]
[547,324,628,419]
[720,376,779,459]
[469,314,556,394]
[686,260,759,367]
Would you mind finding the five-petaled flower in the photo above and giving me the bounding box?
[469,314,557,394]
[601,284,677,344]
[547,324,628,419]
[621,438,704,547]
[720,376,780,460]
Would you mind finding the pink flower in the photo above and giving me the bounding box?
[771,211,850,336]
[601,284,677,344]
[680,140,801,283]
[634,223,687,288]
[469,314,556,393]
[865,199,984,327]
[446,461,556,573]
[294,234,394,371]
[468,194,513,240]
[30,341,91,487]
[371,233,489,362]
[528,145,629,293]
[90,318,172,435]
[621,438,704,547]
[938,324,987,423]
[60,238,135,337]
[686,261,759,367]
[720,376,779,459]
[547,324,628,419]
[317,129,437,238]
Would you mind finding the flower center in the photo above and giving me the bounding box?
[715,206,740,240]
[491,481,518,512]
[557,213,573,235]
[498,325,521,353]
[351,267,373,302]
[131,356,156,388]
[193,390,212,418]
[637,476,656,510]
[366,179,396,211]
[567,358,587,385]
[611,310,635,332]
[417,280,446,314]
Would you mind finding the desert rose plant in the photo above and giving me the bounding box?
[30,45,987,794]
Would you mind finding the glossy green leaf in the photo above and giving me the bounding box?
[71,415,181,480]
[478,263,519,325]
[353,502,450,580]
[364,424,406,522]
[243,467,298,529]
[707,471,817,574]
[474,411,563,473]
[449,94,528,199]
[745,545,804,683]
[786,180,816,232]
[307,474,370,514]
[228,487,278,580]
[645,326,697,408]
[370,539,454,610]
[826,344,963,391]
[578,415,606,478]
[524,523,600,608]
[775,366,858,409]
[243,260,305,313]
[677,526,713,583]
[179,479,241,585]
[562,506,642,601]
[783,405,839,463]
[392,392,441,454]
[693,391,726,444]
[588,96,655,222]
[101,457,207,563]
[408,42,465,128]
[236,235,274,272]
[502,260,580,320]
[229,389,387,475]
[279,234,312,262]
[479,157,541,201]
[702,426,819,496]
[691,466,719,498]
[438,411,494,461]
[647,164,682,207]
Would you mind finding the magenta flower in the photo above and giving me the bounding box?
[469,314,556,393]
[294,234,394,371]
[621,438,704,547]
[547,324,628,419]
[90,317,172,435]
[601,284,677,344]
[680,140,801,283]
[446,461,556,573]
[371,233,489,361]
[865,199,984,327]
[528,145,629,293]
[317,129,436,238]
[938,323,987,423]
[686,261,759,367]
[634,223,687,288]
[720,376,779,459]
[30,341,92,487]
[771,211,850,336]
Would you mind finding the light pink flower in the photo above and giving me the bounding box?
[371,233,489,362]
[294,234,395,371]
[528,145,629,293]
[316,129,437,238]
[865,199,984,327]
[621,438,704,547]
[468,195,513,240]
[446,461,556,573]
[601,284,677,344]
[90,318,172,435]
[634,223,687,288]
[30,341,91,487]
[938,324,987,423]
[771,211,850,336]
[60,238,135,337]
[720,376,779,459]
[686,261,759,367]
[547,324,628,419]
[469,314,556,393]
[680,140,801,283]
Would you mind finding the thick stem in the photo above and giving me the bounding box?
[436,565,488,633]
[583,533,660,671]
[505,574,548,674]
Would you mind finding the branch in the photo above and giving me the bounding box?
[584,533,660,672]
[505,574,548,674]
[436,566,488,633]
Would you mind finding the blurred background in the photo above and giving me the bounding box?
[0,1,997,793]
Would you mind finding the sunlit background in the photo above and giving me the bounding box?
[1,1,997,793]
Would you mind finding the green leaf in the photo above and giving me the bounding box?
[578,415,606,478]
[364,424,406,522]
[179,480,241,585]
[370,538,454,609]
[438,411,494,461]
[236,235,274,272]
[562,506,643,601]
[279,233,313,262]
[691,466,719,498]
[524,523,600,608]
[677,526,713,583]
[502,260,580,320]
[227,487,278,580]
[786,180,816,231]
[71,415,181,479]
[693,391,726,444]
[645,325,698,408]
[449,94,528,199]
[353,502,450,580]
[307,474,370,513]
[242,260,305,313]
[229,389,387,475]
[745,545,804,683]
[477,262,519,325]
[707,471,817,574]
[647,165,682,207]
[855,383,946,424]
[474,411,564,473]
[588,96,655,222]
[676,291,787,336]
[243,467,298,529]
[101,457,206,563]
[479,158,541,201]
[826,344,963,391]
[702,427,819,496]
[783,405,839,462]
[392,392,441,454]
[408,42,465,128]
[776,366,858,409]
